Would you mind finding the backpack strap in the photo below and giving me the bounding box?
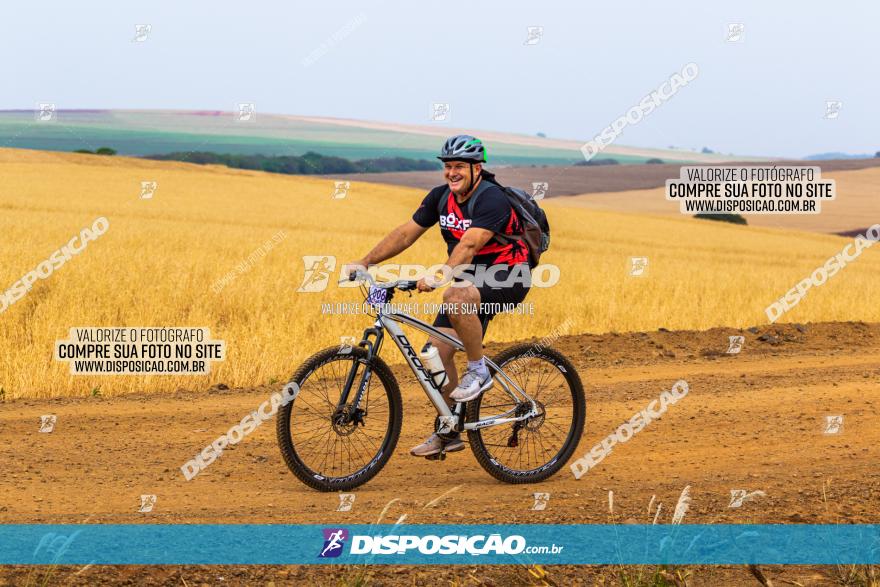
[467,182,526,246]
[462,178,494,217]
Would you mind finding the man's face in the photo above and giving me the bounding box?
[444,161,481,195]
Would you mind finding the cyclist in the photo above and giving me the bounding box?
[343,135,531,457]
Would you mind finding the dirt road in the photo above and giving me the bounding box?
[2,321,879,585]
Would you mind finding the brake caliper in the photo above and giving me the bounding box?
[350,408,366,427]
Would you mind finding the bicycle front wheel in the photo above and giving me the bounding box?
[276,346,402,491]
[467,344,585,484]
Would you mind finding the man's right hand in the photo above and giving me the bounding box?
[416,277,435,292]
[342,260,368,281]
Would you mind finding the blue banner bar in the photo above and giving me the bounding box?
[3,524,879,565]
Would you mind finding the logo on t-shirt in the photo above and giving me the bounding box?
[439,211,471,232]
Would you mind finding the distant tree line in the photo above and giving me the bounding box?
[695,213,747,225]
[574,158,620,166]
[142,151,440,174]
[574,158,665,166]
[75,147,117,155]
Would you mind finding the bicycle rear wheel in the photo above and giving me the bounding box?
[276,346,402,491]
[467,344,585,484]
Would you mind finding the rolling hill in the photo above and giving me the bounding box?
[0,109,756,166]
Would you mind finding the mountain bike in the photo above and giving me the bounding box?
[277,269,585,491]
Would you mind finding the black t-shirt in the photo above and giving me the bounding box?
[412,179,529,267]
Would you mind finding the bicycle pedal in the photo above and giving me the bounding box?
[425,452,447,461]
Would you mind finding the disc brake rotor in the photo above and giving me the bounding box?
[524,400,546,431]
[331,405,363,436]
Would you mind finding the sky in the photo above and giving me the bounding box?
[2,1,877,158]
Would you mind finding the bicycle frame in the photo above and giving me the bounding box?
[336,303,539,434]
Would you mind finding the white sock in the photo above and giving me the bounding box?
[468,357,487,374]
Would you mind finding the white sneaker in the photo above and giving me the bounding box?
[410,433,464,457]
[449,368,493,402]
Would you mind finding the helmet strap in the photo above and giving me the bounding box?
[464,163,481,198]
[450,160,481,200]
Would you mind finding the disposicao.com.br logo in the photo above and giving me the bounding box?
[319,528,562,557]
[319,528,349,558]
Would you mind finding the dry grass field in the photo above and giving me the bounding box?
[1,148,879,398]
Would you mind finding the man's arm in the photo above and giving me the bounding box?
[417,227,494,291]
[445,227,493,269]
[351,219,429,267]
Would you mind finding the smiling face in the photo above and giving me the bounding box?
[444,160,481,196]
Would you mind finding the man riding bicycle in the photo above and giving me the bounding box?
[343,135,532,458]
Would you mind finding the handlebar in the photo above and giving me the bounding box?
[342,269,419,291]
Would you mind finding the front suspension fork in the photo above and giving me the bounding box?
[336,325,384,412]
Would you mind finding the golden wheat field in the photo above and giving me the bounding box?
[1,147,879,398]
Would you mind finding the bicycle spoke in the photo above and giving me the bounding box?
[535,425,567,446]
[315,366,337,410]
[528,430,539,468]
[316,364,336,408]
[351,431,377,463]
[304,426,334,468]
[542,417,571,437]
[293,392,330,417]
[357,426,382,453]
[532,430,549,462]
[292,422,332,445]
[344,434,368,465]
[291,413,331,428]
